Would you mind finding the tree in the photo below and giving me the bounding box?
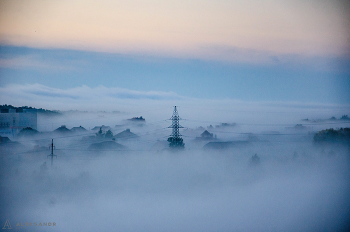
[314,128,350,144]
[167,137,185,148]
[341,115,349,120]
[105,130,113,139]
[96,127,104,137]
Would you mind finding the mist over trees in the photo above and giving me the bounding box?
[1,105,350,231]
[314,128,350,144]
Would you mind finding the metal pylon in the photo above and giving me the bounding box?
[169,106,183,138]
[168,106,184,148]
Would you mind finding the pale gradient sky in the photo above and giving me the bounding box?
[0,0,349,105]
[1,0,349,61]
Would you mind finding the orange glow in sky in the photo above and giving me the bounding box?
[0,0,349,62]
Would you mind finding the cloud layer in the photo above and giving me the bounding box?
[1,83,349,132]
[0,83,182,104]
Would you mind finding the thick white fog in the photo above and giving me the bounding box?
[1,98,350,231]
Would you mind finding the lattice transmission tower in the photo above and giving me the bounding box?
[167,106,185,148]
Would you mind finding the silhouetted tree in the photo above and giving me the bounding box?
[341,115,349,120]
[314,128,350,144]
[167,137,185,148]
[96,127,104,137]
[105,130,113,138]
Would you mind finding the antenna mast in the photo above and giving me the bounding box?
[48,139,57,166]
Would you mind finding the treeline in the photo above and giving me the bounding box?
[0,104,61,115]
[314,128,350,144]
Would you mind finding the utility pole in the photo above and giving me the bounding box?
[48,139,57,166]
[167,106,185,148]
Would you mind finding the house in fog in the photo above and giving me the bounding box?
[0,108,37,137]
[91,125,112,132]
[194,130,216,141]
[71,126,87,133]
[54,125,71,134]
[114,129,138,140]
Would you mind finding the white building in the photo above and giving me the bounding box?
[0,109,37,137]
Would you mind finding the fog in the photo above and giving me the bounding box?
[1,102,350,231]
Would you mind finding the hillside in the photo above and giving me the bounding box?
[0,104,61,116]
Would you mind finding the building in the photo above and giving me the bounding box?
[195,130,216,141]
[0,109,37,137]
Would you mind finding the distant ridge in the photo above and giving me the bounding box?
[0,104,61,116]
[128,116,146,122]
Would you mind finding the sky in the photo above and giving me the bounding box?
[0,0,350,106]
[1,2,350,230]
